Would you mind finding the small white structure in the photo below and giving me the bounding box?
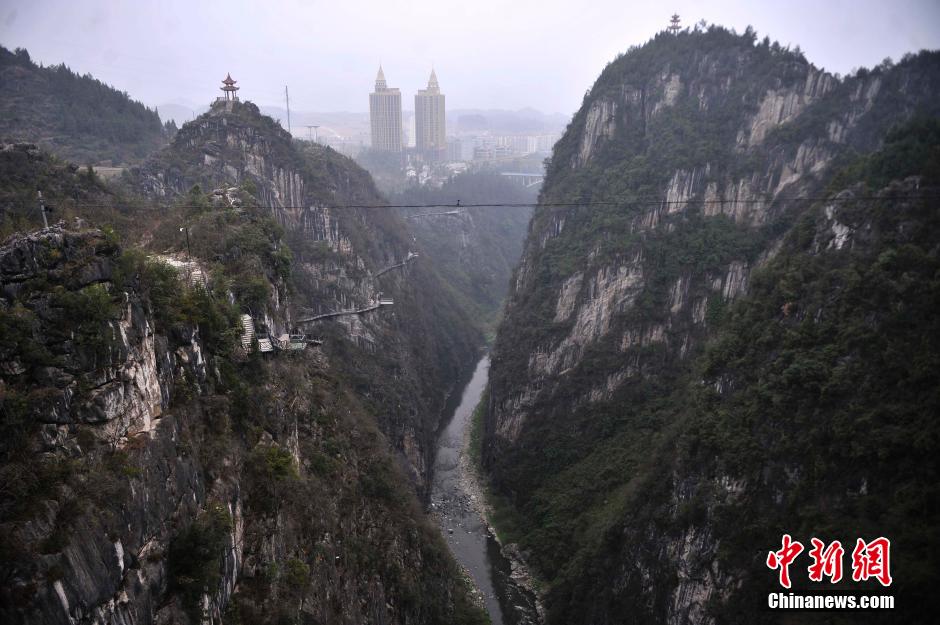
[189,267,207,288]
[274,333,309,351]
[239,314,256,352]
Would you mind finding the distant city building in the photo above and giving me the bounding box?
[459,138,476,161]
[415,69,446,162]
[369,66,402,152]
[467,133,561,160]
[405,112,416,148]
[536,133,561,153]
[446,138,463,162]
[472,145,493,161]
[473,142,514,161]
[497,135,530,154]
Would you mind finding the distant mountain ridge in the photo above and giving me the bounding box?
[450,108,570,134]
[0,45,170,165]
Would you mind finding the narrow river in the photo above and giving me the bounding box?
[430,356,540,625]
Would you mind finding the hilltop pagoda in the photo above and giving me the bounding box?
[220,73,240,101]
[667,14,681,35]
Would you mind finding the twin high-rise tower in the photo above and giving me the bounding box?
[415,69,446,162]
[369,66,402,152]
[369,67,446,161]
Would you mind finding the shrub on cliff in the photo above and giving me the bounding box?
[168,504,233,619]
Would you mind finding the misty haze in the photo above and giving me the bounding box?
[1,1,939,624]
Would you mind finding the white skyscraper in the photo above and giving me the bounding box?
[369,66,402,152]
[415,69,446,162]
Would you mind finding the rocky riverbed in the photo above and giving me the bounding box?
[429,357,542,625]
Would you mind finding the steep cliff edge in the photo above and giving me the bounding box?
[484,26,939,624]
[1,99,488,623]
[131,99,482,491]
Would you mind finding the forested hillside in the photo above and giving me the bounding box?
[0,99,488,625]
[0,46,169,165]
[483,25,940,624]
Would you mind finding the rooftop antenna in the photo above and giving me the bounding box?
[37,190,49,228]
[285,85,292,135]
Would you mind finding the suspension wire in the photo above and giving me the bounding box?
[55,194,940,212]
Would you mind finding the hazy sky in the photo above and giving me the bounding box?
[2,0,939,115]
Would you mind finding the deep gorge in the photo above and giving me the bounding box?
[1,21,939,625]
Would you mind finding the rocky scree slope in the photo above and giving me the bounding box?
[483,26,940,624]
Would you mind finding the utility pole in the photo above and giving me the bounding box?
[180,226,192,259]
[37,190,49,228]
[285,85,291,135]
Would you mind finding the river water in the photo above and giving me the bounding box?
[430,356,540,625]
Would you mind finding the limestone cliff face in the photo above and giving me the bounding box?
[1,107,485,623]
[135,101,480,491]
[490,35,938,455]
[137,101,342,251]
[0,226,204,441]
[0,225,216,624]
[484,27,940,624]
[138,101,301,207]
[0,222,481,625]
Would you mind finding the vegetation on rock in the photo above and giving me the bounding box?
[483,26,940,624]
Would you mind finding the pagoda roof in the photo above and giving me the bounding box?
[222,73,237,85]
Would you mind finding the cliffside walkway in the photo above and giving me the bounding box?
[375,251,419,277]
[241,313,320,353]
[295,298,394,324]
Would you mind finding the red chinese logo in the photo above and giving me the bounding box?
[767,535,892,588]
[766,534,804,589]
[807,538,844,583]
[851,537,893,587]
